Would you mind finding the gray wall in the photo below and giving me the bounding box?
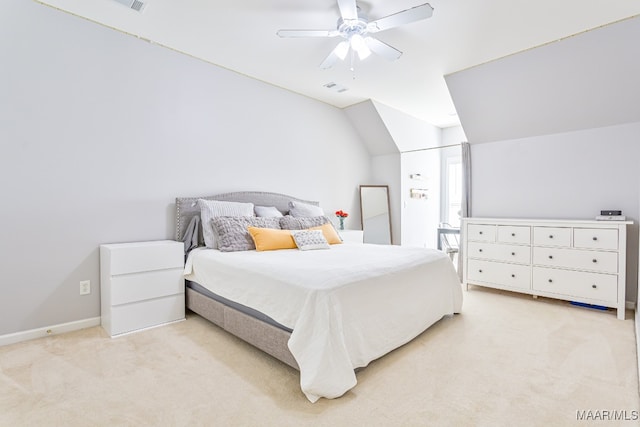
[471,122,640,302]
[446,16,640,144]
[0,0,371,335]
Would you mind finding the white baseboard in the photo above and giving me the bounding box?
[0,317,101,347]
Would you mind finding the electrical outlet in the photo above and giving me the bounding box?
[79,280,91,295]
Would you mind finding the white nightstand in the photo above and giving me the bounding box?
[100,240,185,337]
[339,229,364,243]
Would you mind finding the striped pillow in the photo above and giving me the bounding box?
[198,199,254,249]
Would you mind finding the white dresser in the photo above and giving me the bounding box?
[462,218,631,319]
[100,240,185,336]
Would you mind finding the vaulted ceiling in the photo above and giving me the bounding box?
[35,0,640,128]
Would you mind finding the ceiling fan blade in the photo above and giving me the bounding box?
[365,37,403,61]
[277,29,339,38]
[319,41,350,69]
[336,0,358,20]
[319,51,339,70]
[367,3,434,33]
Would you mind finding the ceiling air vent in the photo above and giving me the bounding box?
[112,0,146,12]
[323,82,348,93]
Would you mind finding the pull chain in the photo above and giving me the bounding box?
[350,49,356,79]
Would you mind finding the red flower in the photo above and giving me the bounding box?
[335,210,349,218]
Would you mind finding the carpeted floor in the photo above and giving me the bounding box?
[1,287,638,427]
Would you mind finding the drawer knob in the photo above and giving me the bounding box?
[479,231,483,235]
[592,284,597,289]
[479,249,483,252]
[549,235,554,239]
[479,269,483,273]
[511,233,515,237]
[592,259,597,263]
[511,252,515,256]
[548,279,553,283]
[511,274,515,278]
[592,237,598,241]
[548,255,553,259]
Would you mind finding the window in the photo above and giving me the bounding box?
[443,156,462,228]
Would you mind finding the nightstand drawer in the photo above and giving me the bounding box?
[106,240,184,275]
[533,227,571,247]
[573,228,618,250]
[111,268,184,306]
[532,267,617,303]
[339,230,364,243]
[109,294,185,336]
[533,247,618,273]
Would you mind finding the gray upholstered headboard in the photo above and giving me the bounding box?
[175,191,320,241]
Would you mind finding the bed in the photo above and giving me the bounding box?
[176,191,463,402]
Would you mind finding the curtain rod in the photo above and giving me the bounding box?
[400,143,464,154]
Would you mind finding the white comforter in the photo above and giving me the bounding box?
[184,243,463,402]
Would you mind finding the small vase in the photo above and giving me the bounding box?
[338,217,345,231]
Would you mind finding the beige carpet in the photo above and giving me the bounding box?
[1,287,638,427]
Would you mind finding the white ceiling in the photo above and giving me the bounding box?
[35,0,640,128]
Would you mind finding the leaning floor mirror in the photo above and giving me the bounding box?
[359,185,392,244]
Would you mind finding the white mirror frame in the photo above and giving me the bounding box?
[359,185,392,244]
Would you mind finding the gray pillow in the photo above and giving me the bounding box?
[211,216,281,252]
[254,206,283,218]
[292,229,330,251]
[288,201,324,217]
[198,199,255,249]
[280,215,330,230]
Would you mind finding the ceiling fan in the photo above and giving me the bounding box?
[277,1,434,70]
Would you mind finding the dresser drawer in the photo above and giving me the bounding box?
[467,259,531,290]
[467,224,496,242]
[533,227,571,247]
[467,241,530,264]
[497,226,530,244]
[104,240,184,275]
[109,294,185,336]
[573,228,618,250]
[532,247,618,273]
[532,267,617,303]
[110,268,184,306]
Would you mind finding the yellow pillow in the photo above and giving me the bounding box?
[310,223,342,245]
[247,227,297,251]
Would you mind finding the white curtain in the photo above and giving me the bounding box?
[458,142,471,279]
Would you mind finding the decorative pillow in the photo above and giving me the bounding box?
[288,201,324,217]
[292,229,330,251]
[211,217,280,252]
[198,199,255,249]
[310,222,343,245]
[280,215,329,230]
[254,206,283,218]
[247,227,297,251]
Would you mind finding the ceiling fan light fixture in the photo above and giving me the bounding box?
[277,2,433,69]
[350,34,371,59]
